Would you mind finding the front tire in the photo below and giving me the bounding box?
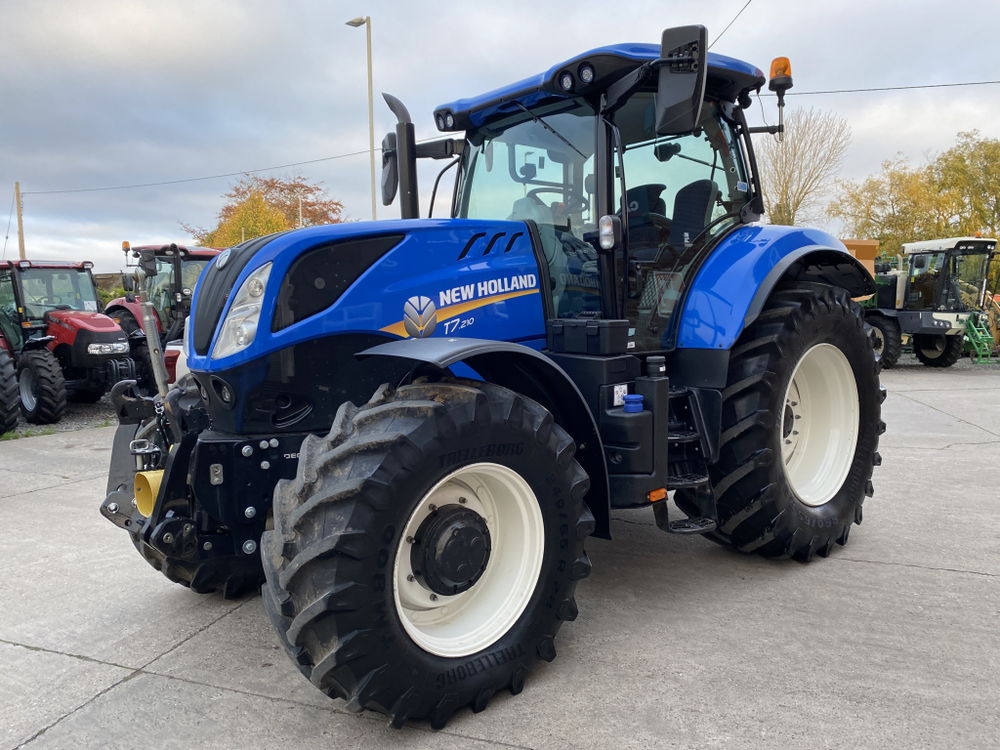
[867,315,902,368]
[17,349,67,424]
[914,333,964,368]
[677,282,884,561]
[261,379,593,727]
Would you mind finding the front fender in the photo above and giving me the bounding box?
[677,225,875,350]
[359,337,611,540]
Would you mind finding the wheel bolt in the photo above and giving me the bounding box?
[429,594,438,602]
[458,497,467,504]
[406,536,414,544]
[428,504,437,512]
[406,574,415,582]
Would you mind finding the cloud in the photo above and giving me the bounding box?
[2,0,999,269]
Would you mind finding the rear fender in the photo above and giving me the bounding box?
[359,337,611,540]
[678,225,876,351]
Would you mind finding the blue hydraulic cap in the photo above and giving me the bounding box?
[623,394,644,413]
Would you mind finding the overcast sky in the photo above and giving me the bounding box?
[2,0,999,271]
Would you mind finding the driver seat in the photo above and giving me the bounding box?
[669,179,719,248]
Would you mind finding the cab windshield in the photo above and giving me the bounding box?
[19,268,99,320]
[909,250,992,311]
[457,99,601,319]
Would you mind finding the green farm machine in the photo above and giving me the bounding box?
[865,237,997,367]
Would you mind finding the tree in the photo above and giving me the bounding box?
[828,131,1000,259]
[182,174,345,246]
[827,156,962,256]
[756,107,852,226]
[931,131,1000,238]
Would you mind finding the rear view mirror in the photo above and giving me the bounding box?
[655,25,708,135]
[138,250,157,278]
[913,255,927,270]
[121,274,135,292]
[381,132,398,206]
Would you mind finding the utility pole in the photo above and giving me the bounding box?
[14,182,25,260]
[298,194,303,228]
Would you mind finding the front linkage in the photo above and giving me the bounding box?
[101,377,305,597]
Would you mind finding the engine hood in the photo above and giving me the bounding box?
[46,309,122,334]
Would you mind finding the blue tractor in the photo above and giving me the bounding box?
[102,26,884,727]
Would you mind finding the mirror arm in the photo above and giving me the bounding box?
[747,124,784,135]
[603,60,659,115]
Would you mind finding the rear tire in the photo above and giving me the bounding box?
[914,333,964,368]
[17,349,66,424]
[867,315,902,368]
[0,348,18,434]
[676,282,883,561]
[261,378,593,727]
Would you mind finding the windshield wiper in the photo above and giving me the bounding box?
[513,102,586,159]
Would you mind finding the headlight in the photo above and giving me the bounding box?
[211,262,272,360]
[88,342,129,355]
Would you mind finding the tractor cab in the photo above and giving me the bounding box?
[867,236,997,367]
[901,237,995,312]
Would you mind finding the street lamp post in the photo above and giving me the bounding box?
[346,16,376,221]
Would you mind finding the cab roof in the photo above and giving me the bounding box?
[434,43,765,132]
[128,244,221,258]
[902,237,997,254]
[5,259,94,270]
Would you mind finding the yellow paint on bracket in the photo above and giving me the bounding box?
[380,289,540,338]
[134,470,164,517]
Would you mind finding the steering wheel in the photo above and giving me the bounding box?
[526,187,589,215]
[38,295,64,305]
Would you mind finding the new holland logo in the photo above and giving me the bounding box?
[403,296,437,338]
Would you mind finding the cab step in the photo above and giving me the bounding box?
[651,501,717,535]
[666,472,709,489]
[667,517,718,535]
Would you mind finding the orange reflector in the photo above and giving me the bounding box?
[770,57,791,80]
[648,487,667,503]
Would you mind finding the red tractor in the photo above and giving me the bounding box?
[0,259,135,426]
[104,243,219,392]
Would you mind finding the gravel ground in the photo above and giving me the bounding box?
[1,349,995,440]
[3,391,117,439]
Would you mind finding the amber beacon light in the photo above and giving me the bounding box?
[768,57,793,141]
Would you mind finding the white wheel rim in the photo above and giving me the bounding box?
[393,462,544,658]
[19,369,36,411]
[781,343,859,507]
[920,336,947,358]
[871,326,885,356]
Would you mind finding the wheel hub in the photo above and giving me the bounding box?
[412,505,491,596]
